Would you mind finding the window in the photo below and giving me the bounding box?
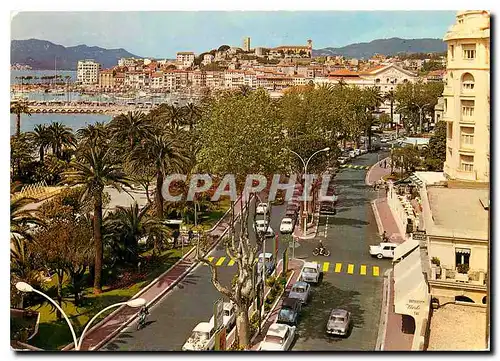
[460,155,474,172]
[386,78,390,83]
[455,248,470,273]
[444,99,448,113]
[463,44,476,60]
[375,78,380,84]
[447,122,453,139]
[461,127,474,146]
[462,73,475,91]
[450,45,455,60]
[403,79,408,84]
[461,100,474,118]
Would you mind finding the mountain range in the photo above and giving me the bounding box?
[11,39,139,70]
[312,37,446,58]
[11,37,447,70]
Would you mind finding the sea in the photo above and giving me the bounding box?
[11,70,78,84]
[10,113,113,135]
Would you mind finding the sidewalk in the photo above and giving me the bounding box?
[365,156,392,186]
[249,259,303,350]
[75,196,248,351]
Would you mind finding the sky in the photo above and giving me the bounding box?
[11,11,457,59]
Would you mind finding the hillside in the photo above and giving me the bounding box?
[313,37,446,58]
[11,39,140,70]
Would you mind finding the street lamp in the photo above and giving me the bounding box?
[15,282,146,351]
[412,102,430,134]
[285,147,330,236]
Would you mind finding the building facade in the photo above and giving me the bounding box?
[77,59,100,85]
[243,37,251,52]
[176,52,196,68]
[442,10,490,183]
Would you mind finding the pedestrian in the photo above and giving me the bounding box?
[379,161,383,167]
[384,159,387,168]
[373,182,377,191]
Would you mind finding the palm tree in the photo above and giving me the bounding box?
[128,129,190,228]
[238,85,252,97]
[10,101,32,136]
[29,124,51,162]
[47,122,76,159]
[63,145,132,294]
[11,235,41,308]
[385,90,396,130]
[182,103,201,131]
[157,105,184,130]
[76,122,109,148]
[108,111,151,148]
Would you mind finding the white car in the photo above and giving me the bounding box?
[209,302,236,331]
[299,262,321,284]
[259,323,296,351]
[280,217,294,233]
[337,157,348,165]
[256,203,269,215]
[354,148,361,156]
[348,150,356,158]
[258,252,276,276]
[255,219,274,237]
[182,322,216,351]
[360,148,368,155]
[369,242,398,259]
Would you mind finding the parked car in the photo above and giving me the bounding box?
[258,252,275,276]
[285,208,298,221]
[348,150,356,158]
[209,301,236,331]
[280,217,295,234]
[369,242,398,259]
[354,148,362,156]
[288,281,311,305]
[320,201,336,215]
[182,322,216,351]
[259,323,296,351]
[360,148,368,155]
[326,309,352,337]
[337,156,348,165]
[255,219,274,237]
[299,262,321,284]
[256,202,269,215]
[277,297,302,326]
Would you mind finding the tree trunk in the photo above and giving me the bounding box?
[56,270,64,319]
[154,170,164,253]
[390,99,394,129]
[16,114,21,137]
[93,191,104,294]
[236,308,250,349]
[39,146,44,163]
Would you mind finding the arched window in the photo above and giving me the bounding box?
[375,78,380,84]
[462,72,475,91]
[403,79,408,84]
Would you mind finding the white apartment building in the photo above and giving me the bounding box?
[205,71,224,89]
[224,70,245,89]
[125,72,147,89]
[202,54,214,66]
[150,72,164,89]
[118,57,139,67]
[77,59,100,85]
[176,52,195,68]
[442,10,490,183]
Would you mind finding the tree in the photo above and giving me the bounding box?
[128,128,190,251]
[29,124,51,163]
[423,121,446,171]
[384,90,396,129]
[76,122,109,148]
[10,197,42,241]
[63,144,131,294]
[393,145,422,175]
[11,236,42,308]
[46,122,76,159]
[108,111,151,148]
[379,113,391,130]
[11,134,35,179]
[11,101,31,136]
[181,102,201,131]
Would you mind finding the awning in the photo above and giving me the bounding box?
[455,248,471,254]
[394,248,429,320]
[409,174,424,188]
[393,237,419,262]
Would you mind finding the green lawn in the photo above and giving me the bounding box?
[28,247,190,350]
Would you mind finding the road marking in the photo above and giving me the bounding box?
[347,264,354,274]
[216,257,226,266]
[322,262,330,272]
[360,265,367,275]
[335,263,342,273]
[228,259,235,266]
[325,215,329,237]
[207,256,214,264]
[373,266,380,277]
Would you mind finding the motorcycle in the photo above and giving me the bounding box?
[312,246,331,257]
[137,312,148,330]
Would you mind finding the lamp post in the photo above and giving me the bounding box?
[285,147,330,236]
[412,102,430,134]
[15,282,146,351]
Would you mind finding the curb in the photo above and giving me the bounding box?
[376,269,392,351]
[76,195,251,351]
[370,199,384,235]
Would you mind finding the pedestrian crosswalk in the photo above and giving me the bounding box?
[202,257,381,277]
[339,164,370,170]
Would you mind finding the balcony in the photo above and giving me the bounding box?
[459,145,475,154]
[454,168,477,181]
[430,266,487,288]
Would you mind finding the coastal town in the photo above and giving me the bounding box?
[10,10,490,353]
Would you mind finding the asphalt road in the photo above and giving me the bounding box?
[103,197,290,351]
[291,151,392,351]
[103,150,390,351]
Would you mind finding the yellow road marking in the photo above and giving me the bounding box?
[373,266,380,277]
[322,262,330,272]
[228,259,235,266]
[216,257,226,266]
[347,264,354,274]
[207,256,214,264]
[335,263,342,273]
[360,265,367,275]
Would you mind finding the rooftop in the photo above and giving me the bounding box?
[427,186,489,238]
[427,303,487,350]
